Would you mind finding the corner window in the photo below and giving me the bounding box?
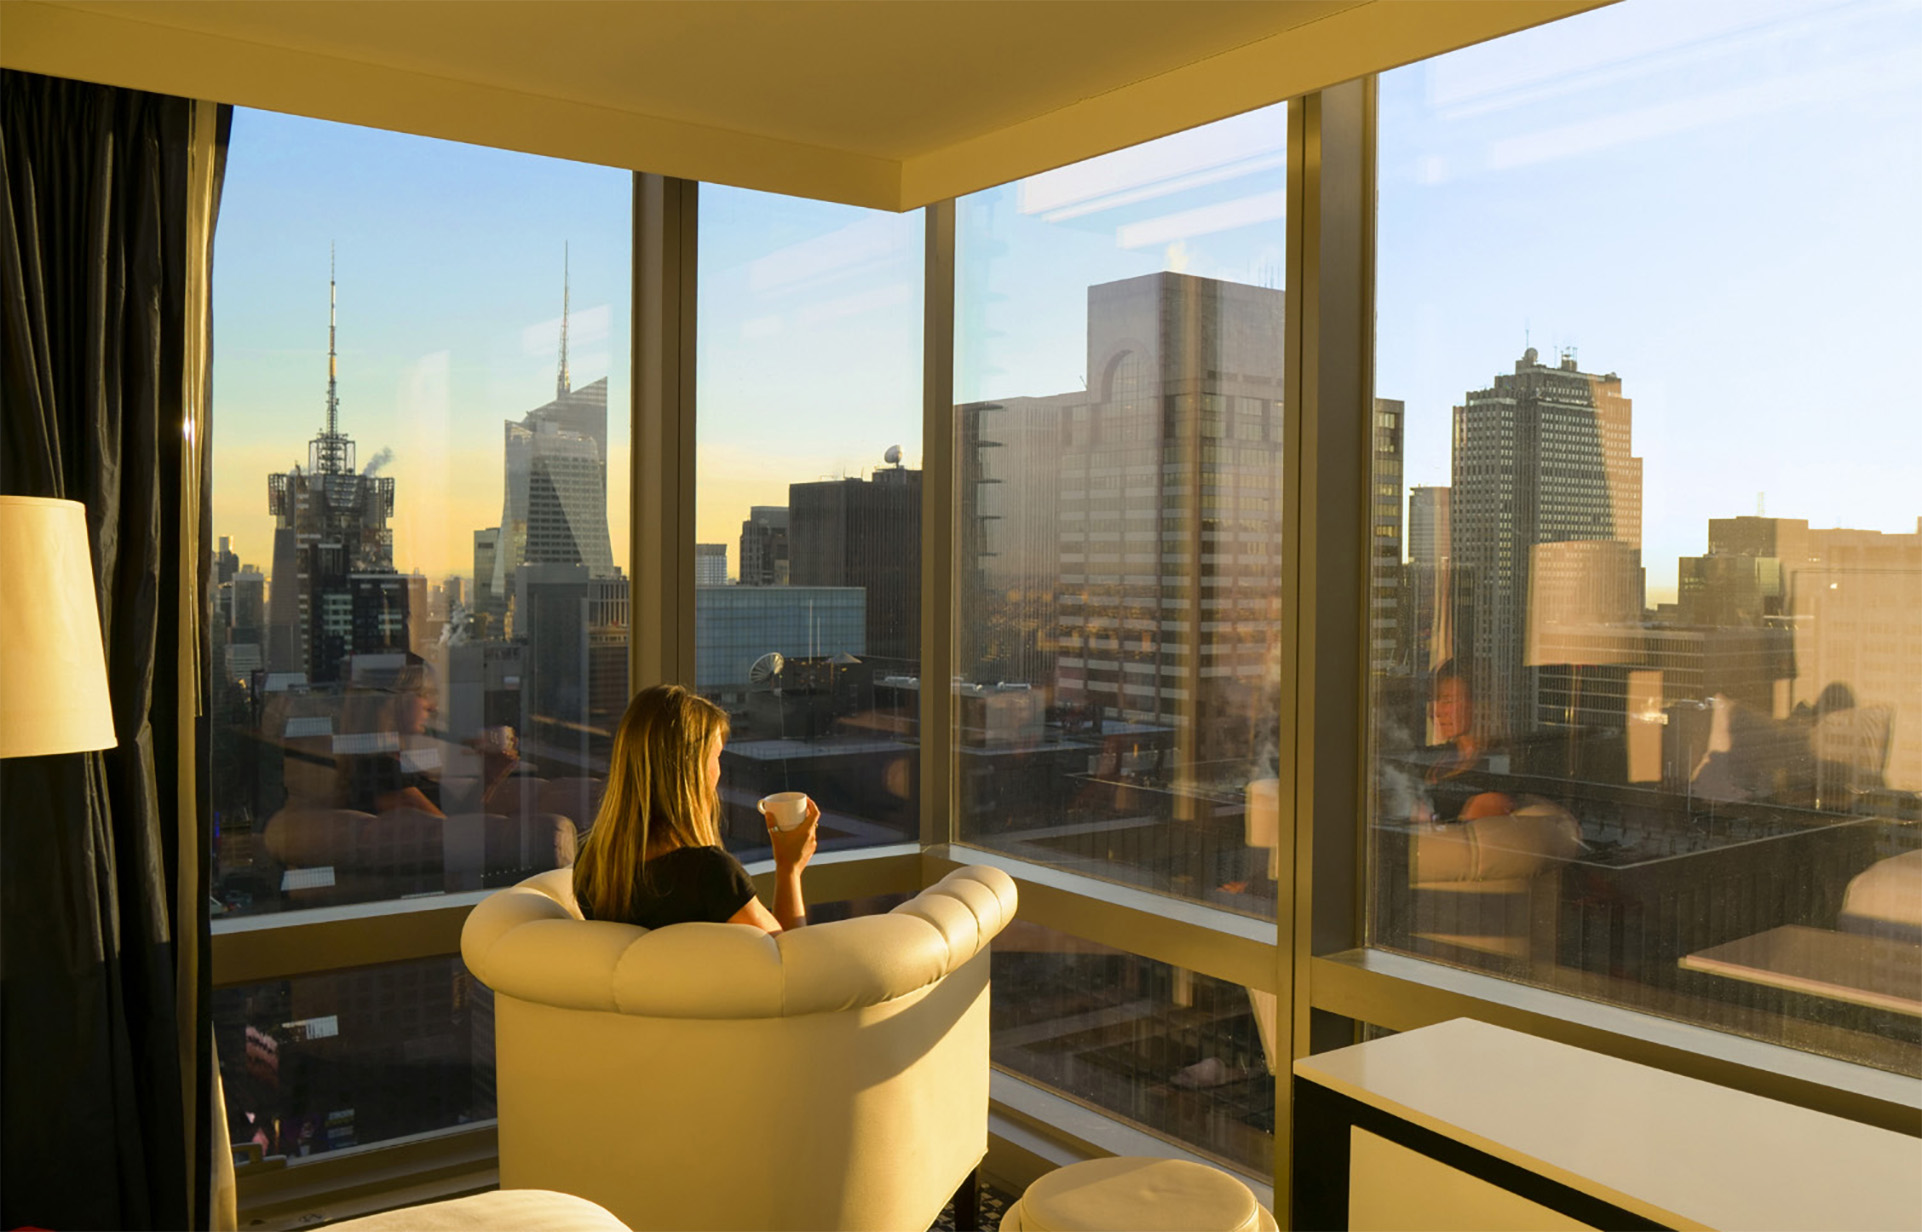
[1369,0,1922,1076]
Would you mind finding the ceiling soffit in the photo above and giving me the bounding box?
[1,0,1610,210]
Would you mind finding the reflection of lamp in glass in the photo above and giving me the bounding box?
[1525,540,1640,779]
[1243,777,1281,881]
[0,497,117,758]
[1625,668,1666,785]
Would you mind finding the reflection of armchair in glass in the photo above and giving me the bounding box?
[261,785,579,906]
[261,729,580,907]
[1408,803,1581,965]
[1810,700,1893,810]
[1838,849,1922,946]
[480,772,604,844]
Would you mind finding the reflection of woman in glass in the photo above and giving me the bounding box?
[338,659,445,816]
[1413,665,1514,823]
[573,684,817,933]
[338,658,524,817]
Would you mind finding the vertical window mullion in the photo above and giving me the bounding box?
[923,199,958,851]
[1278,76,1377,1215]
[631,174,699,691]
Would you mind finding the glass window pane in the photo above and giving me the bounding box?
[954,106,1289,919]
[994,921,1276,1180]
[1370,0,1922,1076]
[695,186,924,860]
[217,955,490,1158]
[209,112,630,917]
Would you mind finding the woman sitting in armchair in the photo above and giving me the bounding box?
[573,684,818,933]
[337,658,447,816]
[1411,665,1515,824]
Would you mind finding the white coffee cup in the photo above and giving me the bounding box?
[759,791,810,831]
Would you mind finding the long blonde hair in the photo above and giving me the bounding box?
[574,684,730,922]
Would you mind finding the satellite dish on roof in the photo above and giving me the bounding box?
[884,445,902,465]
[749,652,785,685]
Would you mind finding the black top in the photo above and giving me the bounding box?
[580,845,758,930]
[339,751,440,814]
[1409,742,1491,824]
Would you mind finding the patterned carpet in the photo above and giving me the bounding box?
[928,1179,1015,1232]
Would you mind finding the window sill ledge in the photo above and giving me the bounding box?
[1312,948,1922,1136]
[927,843,1280,991]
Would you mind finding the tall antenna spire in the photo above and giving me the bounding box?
[557,242,572,399]
[310,244,351,475]
[328,243,340,441]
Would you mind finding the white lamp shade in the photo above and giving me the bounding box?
[1244,776,1280,848]
[1524,539,1643,668]
[0,496,117,757]
[1244,776,1281,881]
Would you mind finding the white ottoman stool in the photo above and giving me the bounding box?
[322,1189,630,1231]
[1004,1157,1279,1232]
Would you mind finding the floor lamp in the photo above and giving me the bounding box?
[0,496,117,758]
[1525,540,1638,782]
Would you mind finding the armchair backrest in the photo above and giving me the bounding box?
[464,865,1014,1018]
[461,864,1018,1231]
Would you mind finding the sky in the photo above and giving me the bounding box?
[211,114,631,580]
[1376,0,1922,601]
[212,0,1920,597]
[693,186,922,557]
[693,103,1288,570]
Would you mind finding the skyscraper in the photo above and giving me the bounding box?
[695,543,729,586]
[694,585,866,700]
[470,527,503,635]
[738,506,790,586]
[1449,347,1643,739]
[217,561,267,683]
[264,258,403,682]
[1401,484,1455,679]
[1678,516,1922,793]
[1053,271,1286,778]
[1409,486,1450,571]
[789,458,921,663]
[958,395,1064,689]
[217,536,240,586]
[490,258,615,620]
[514,565,629,771]
[1371,399,1405,672]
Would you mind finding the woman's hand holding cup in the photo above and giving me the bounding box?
[760,792,818,872]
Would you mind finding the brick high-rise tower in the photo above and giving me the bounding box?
[1449,347,1643,739]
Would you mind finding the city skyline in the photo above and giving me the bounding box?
[210,109,631,581]
[212,297,1919,619]
[211,0,1920,588]
[191,0,1922,1164]
[1376,0,1922,603]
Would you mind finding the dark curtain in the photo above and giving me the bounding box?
[0,70,229,1230]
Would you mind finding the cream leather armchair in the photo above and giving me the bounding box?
[461,864,1018,1232]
